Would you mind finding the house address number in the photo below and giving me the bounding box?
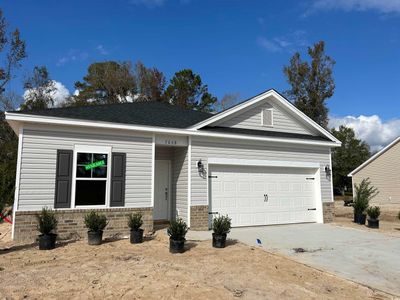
[164,139,177,145]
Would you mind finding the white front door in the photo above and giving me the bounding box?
[210,165,318,227]
[154,160,170,220]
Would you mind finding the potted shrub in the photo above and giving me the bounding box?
[366,206,380,228]
[353,178,379,225]
[167,218,188,253]
[84,211,108,245]
[212,215,231,248]
[36,207,58,250]
[128,212,144,244]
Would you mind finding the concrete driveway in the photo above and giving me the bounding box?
[187,223,400,296]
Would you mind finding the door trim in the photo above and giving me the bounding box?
[154,159,172,221]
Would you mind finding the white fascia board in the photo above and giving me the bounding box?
[5,112,340,148]
[348,136,400,177]
[189,89,341,145]
[208,158,320,169]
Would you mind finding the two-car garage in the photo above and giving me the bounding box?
[208,161,322,227]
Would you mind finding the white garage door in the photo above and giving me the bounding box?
[209,165,318,227]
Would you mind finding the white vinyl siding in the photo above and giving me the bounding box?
[215,100,317,136]
[190,136,332,206]
[172,147,188,222]
[18,124,153,211]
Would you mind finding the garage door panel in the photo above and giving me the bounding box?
[210,165,318,227]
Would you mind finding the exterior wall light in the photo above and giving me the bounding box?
[325,165,332,179]
[197,159,205,173]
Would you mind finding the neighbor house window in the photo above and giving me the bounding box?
[75,151,109,206]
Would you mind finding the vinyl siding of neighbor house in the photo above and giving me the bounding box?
[18,124,153,211]
[190,136,332,206]
[173,147,188,222]
[214,99,318,136]
[352,141,400,204]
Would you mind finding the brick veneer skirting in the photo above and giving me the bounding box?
[14,207,153,243]
[190,205,209,230]
[323,202,335,223]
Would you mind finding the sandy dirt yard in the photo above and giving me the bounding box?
[334,200,400,236]
[0,223,394,300]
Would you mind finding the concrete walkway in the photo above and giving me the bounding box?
[187,223,400,296]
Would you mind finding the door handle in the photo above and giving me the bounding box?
[165,188,168,201]
[308,208,316,211]
[264,194,268,202]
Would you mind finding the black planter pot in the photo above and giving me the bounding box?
[87,230,103,245]
[38,233,57,250]
[367,219,379,229]
[169,238,185,253]
[130,228,144,244]
[212,233,227,248]
[354,213,366,225]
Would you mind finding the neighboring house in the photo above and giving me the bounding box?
[6,89,341,242]
[349,137,400,205]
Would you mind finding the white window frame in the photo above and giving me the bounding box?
[71,145,112,209]
[261,108,274,127]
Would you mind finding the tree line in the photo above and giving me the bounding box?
[0,7,370,211]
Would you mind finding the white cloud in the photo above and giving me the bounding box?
[57,50,89,66]
[329,115,400,152]
[308,0,400,15]
[96,44,109,55]
[23,80,70,108]
[258,30,307,53]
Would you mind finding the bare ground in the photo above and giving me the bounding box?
[0,223,395,300]
[334,200,400,236]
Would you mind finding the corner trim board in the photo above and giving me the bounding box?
[12,126,23,239]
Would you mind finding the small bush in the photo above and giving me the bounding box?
[212,215,231,235]
[127,212,143,230]
[84,211,107,232]
[36,207,58,235]
[353,178,379,215]
[366,206,380,220]
[167,219,188,241]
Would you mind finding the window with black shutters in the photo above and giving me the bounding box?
[75,152,108,206]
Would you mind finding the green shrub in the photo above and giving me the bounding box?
[36,207,58,235]
[212,215,231,235]
[84,211,107,232]
[353,178,379,215]
[167,219,188,241]
[366,206,380,220]
[127,212,143,230]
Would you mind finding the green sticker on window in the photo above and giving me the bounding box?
[85,160,105,170]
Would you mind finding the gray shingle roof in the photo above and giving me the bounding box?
[14,101,213,128]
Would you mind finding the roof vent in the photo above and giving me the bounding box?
[262,108,273,127]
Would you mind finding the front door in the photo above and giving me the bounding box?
[154,160,170,220]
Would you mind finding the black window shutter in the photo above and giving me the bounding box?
[110,152,126,207]
[54,150,73,208]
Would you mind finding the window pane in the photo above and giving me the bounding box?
[93,153,108,165]
[77,153,92,165]
[76,166,91,178]
[75,180,106,206]
[93,166,107,178]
